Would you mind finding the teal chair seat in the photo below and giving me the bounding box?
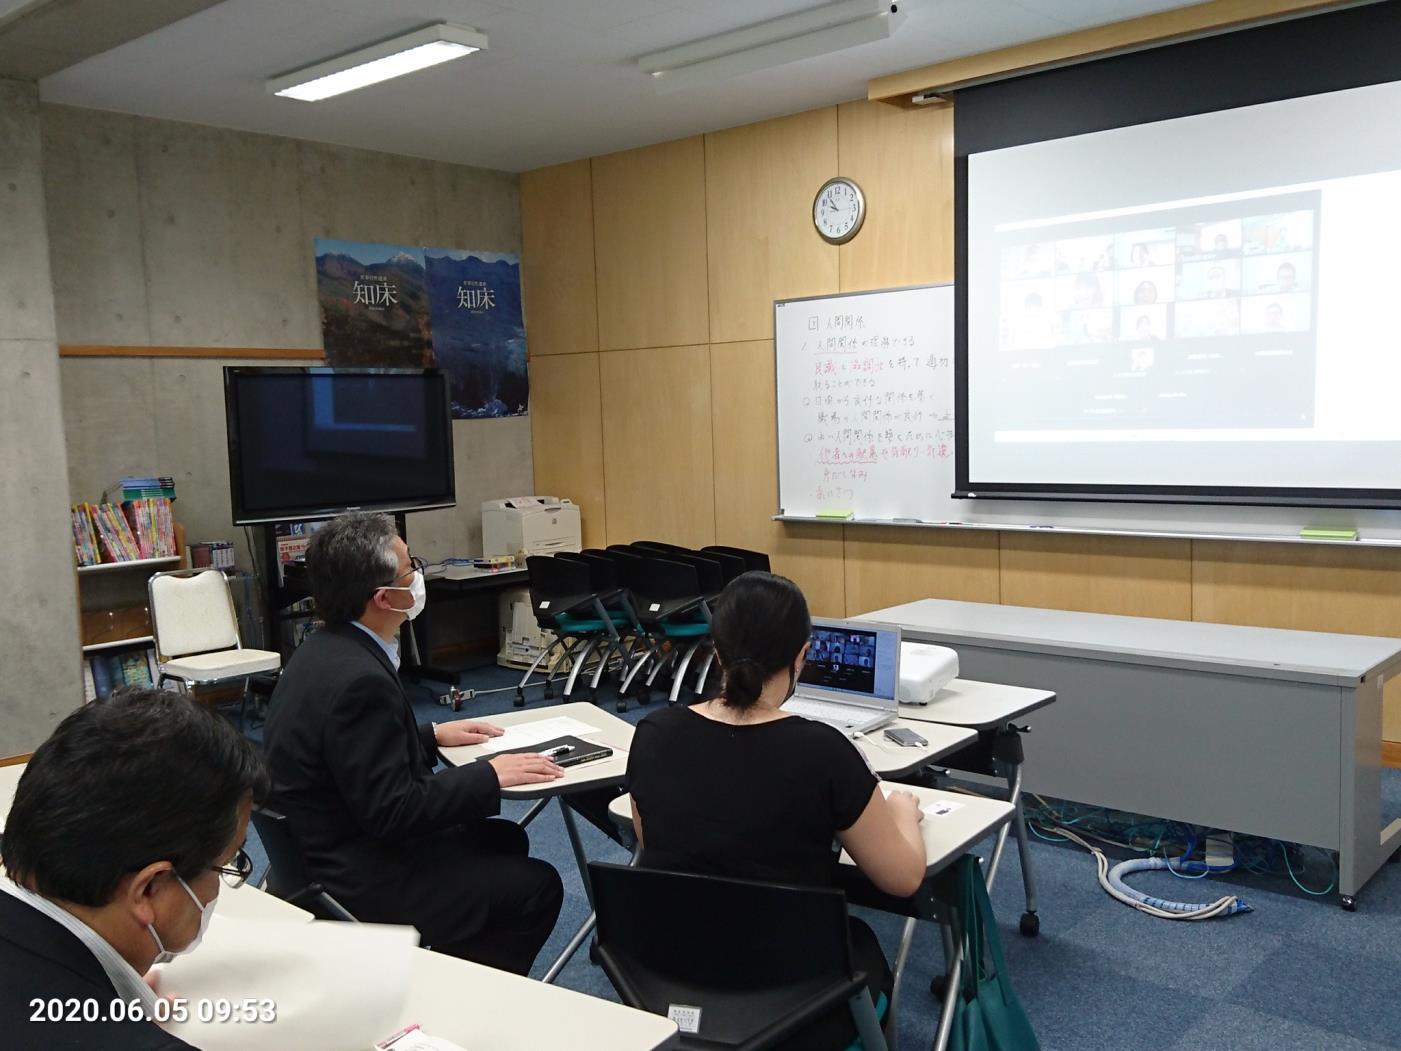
[659,621,709,639]
[556,613,608,633]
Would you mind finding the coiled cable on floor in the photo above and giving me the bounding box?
[1041,825,1251,920]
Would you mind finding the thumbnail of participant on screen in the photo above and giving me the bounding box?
[1130,345,1155,371]
[1001,242,1055,279]
[1055,235,1115,273]
[1115,267,1174,307]
[1113,228,1175,269]
[1241,293,1311,334]
[1119,305,1167,342]
[1175,298,1240,338]
[1243,210,1315,255]
[1055,271,1108,310]
[1177,259,1241,301]
[1177,219,1243,260]
[1243,252,1312,294]
[1061,308,1115,344]
[1002,279,1059,350]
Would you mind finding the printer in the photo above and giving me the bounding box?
[483,497,583,669]
[482,496,582,560]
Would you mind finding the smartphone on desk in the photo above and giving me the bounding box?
[884,727,927,748]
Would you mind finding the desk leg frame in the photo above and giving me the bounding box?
[982,759,1039,934]
[542,798,598,985]
[941,727,1038,937]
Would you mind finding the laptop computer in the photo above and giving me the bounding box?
[781,618,901,737]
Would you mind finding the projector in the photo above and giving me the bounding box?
[898,642,959,705]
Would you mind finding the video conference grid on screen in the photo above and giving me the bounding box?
[964,77,1401,493]
[996,191,1319,431]
[801,626,896,699]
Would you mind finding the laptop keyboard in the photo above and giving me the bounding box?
[783,697,874,727]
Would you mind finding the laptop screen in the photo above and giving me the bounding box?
[800,622,899,704]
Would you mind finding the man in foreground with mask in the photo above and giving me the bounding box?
[1,687,266,1049]
[263,511,564,974]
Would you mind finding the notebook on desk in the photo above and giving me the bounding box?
[476,735,613,769]
[782,618,901,737]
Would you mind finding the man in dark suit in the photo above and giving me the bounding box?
[263,511,565,975]
[1,688,267,1049]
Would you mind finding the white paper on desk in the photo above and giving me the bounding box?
[922,799,964,818]
[881,786,965,818]
[474,715,603,754]
[153,916,418,1050]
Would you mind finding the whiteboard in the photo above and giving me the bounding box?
[774,284,1401,545]
[775,285,956,522]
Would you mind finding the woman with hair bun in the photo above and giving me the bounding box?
[626,571,927,1050]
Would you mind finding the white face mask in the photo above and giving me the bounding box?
[381,569,426,621]
[148,874,215,965]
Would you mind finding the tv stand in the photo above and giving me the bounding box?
[258,513,408,659]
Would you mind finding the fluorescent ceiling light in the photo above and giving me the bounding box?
[268,23,487,102]
[638,0,904,94]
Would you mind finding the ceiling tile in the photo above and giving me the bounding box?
[36,0,1207,171]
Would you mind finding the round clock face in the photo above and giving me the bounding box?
[813,177,866,245]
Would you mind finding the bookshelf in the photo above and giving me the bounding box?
[81,634,154,654]
[72,489,185,701]
[76,555,180,575]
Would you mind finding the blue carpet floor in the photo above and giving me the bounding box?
[235,665,1401,1051]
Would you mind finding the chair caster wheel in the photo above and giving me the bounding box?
[542,685,553,699]
[930,974,947,997]
[588,942,601,966]
[1341,895,1357,911]
[616,699,627,713]
[513,688,525,708]
[1019,911,1039,937]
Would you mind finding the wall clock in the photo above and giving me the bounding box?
[812,177,866,245]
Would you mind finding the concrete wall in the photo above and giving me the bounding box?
[0,80,83,753]
[46,104,533,569]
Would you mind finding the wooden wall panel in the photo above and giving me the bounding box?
[1001,533,1193,619]
[1192,541,1401,637]
[837,100,954,292]
[520,160,598,356]
[528,353,607,549]
[843,526,999,617]
[592,138,709,351]
[599,344,715,548]
[710,340,845,617]
[704,109,839,344]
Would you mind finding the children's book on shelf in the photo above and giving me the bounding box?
[104,476,177,504]
[72,497,176,565]
[71,504,100,566]
[84,645,161,701]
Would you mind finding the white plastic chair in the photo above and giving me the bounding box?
[148,569,281,719]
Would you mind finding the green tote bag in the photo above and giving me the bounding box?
[947,855,1040,1051]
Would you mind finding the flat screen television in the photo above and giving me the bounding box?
[224,367,455,525]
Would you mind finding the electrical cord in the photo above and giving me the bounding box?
[1279,841,1336,897]
[1026,792,1340,906]
[1037,824,1250,920]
